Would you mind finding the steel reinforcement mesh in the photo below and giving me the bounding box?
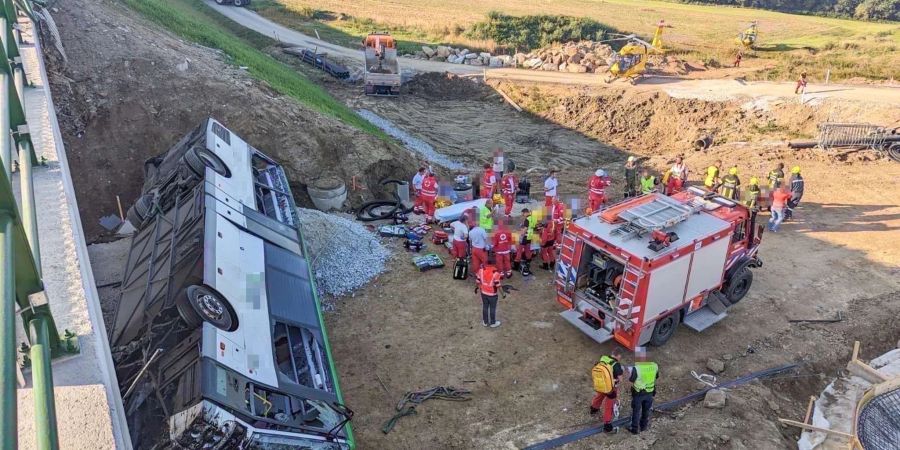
[858,387,900,449]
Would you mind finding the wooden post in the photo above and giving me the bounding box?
[116,195,125,221]
[803,396,816,424]
[777,418,853,439]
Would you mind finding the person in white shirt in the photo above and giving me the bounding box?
[411,167,426,213]
[544,169,559,208]
[493,149,505,179]
[469,225,489,272]
[450,219,469,260]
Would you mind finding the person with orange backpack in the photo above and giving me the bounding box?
[590,347,625,433]
[475,263,503,327]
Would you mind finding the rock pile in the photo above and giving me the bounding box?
[514,40,616,73]
[297,208,390,299]
[405,41,616,73]
[408,45,516,68]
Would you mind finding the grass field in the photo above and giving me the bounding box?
[251,0,900,80]
[122,0,383,135]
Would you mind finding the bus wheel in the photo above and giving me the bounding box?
[179,285,238,331]
[126,193,153,229]
[649,313,679,346]
[184,146,231,179]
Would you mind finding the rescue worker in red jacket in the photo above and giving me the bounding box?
[475,264,503,327]
[480,163,497,199]
[420,172,439,222]
[551,197,567,241]
[591,347,625,433]
[500,167,518,217]
[539,219,556,271]
[588,169,611,213]
[492,219,514,278]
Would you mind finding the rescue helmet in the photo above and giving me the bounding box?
[627,156,636,163]
[595,169,607,177]
[729,167,738,175]
[749,176,759,185]
[791,165,801,174]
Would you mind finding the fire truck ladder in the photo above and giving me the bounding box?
[616,263,643,330]
[611,195,698,240]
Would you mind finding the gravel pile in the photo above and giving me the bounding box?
[297,208,390,299]
[357,109,464,170]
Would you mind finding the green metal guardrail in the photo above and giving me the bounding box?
[0,1,64,449]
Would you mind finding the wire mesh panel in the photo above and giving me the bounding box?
[818,123,887,150]
[857,387,900,450]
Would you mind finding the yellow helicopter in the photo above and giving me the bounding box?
[604,20,669,84]
[736,21,759,50]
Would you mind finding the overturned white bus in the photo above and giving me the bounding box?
[111,118,353,449]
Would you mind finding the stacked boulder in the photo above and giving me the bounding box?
[514,41,615,73]
[406,40,615,72]
[409,45,516,67]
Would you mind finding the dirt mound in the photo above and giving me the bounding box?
[404,72,493,101]
[44,0,417,241]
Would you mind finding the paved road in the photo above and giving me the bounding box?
[210,2,900,106]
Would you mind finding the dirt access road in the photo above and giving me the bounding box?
[209,1,900,107]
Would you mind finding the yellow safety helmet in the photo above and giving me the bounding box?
[791,166,801,174]
[749,176,759,185]
[729,167,738,175]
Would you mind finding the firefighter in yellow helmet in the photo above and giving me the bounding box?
[719,166,741,201]
[744,176,761,211]
[785,166,804,220]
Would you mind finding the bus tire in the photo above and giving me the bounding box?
[126,193,153,229]
[178,285,238,332]
[649,312,679,347]
[184,146,231,179]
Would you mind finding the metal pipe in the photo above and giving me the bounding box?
[14,64,24,112]
[29,314,60,450]
[0,72,10,176]
[0,212,17,450]
[18,140,39,275]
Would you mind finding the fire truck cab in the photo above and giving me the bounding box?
[555,187,763,350]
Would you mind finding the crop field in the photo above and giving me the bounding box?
[251,0,900,80]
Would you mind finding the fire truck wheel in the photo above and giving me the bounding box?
[724,267,753,304]
[649,313,680,347]
[178,285,239,332]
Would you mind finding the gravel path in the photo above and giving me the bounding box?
[356,109,465,170]
[298,208,391,300]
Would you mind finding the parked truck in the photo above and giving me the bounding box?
[363,32,401,96]
[555,187,763,350]
[112,118,353,449]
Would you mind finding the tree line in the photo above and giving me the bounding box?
[668,0,898,21]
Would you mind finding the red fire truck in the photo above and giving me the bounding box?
[555,187,763,350]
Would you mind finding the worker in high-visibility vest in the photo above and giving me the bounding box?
[475,263,503,327]
[719,166,741,201]
[704,160,722,190]
[744,177,761,210]
[767,162,785,190]
[590,348,625,433]
[626,349,659,435]
[479,198,494,232]
[640,169,658,195]
[514,209,537,275]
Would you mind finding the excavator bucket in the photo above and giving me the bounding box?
[364,32,401,96]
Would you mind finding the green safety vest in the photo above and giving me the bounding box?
[525,214,537,240]
[479,205,493,231]
[633,361,658,393]
[768,169,784,189]
[745,185,760,208]
[640,176,656,194]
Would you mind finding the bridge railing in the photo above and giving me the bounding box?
[1,0,64,448]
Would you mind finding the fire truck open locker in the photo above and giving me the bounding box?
[555,188,764,350]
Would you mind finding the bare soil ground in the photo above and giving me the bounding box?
[44,0,418,242]
[48,1,900,449]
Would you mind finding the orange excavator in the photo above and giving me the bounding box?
[363,32,401,96]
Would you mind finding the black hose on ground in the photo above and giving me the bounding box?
[355,179,415,221]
